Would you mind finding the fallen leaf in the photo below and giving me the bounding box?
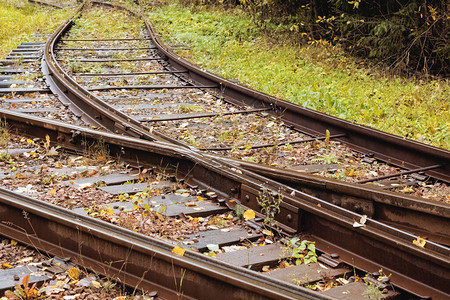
[47,147,59,156]
[262,265,270,272]
[401,187,415,193]
[176,189,189,194]
[243,209,255,221]
[91,280,102,289]
[262,229,273,236]
[10,240,17,245]
[172,246,185,256]
[353,215,367,227]
[2,263,13,268]
[68,267,80,280]
[185,202,197,207]
[16,257,33,264]
[48,189,57,195]
[413,237,426,248]
[207,244,219,252]
[346,169,355,177]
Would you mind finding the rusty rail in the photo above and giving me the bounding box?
[143,19,450,183]
[1,109,449,299]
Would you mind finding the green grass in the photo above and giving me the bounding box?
[0,0,73,58]
[147,2,449,150]
[67,4,142,39]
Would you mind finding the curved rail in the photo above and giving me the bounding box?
[143,20,450,183]
[4,1,448,297]
[44,0,449,184]
[1,108,449,299]
[39,1,450,241]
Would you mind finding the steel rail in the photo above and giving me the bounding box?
[43,1,201,150]
[48,1,449,187]
[203,153,450,245]
[43,9,162,142]
[1,109,449,299]
[143,19,450,183]
[38,0,449,246]
[0,188,318,300]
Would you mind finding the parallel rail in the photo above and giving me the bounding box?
[1,1,449,298]
[1,109,449,299]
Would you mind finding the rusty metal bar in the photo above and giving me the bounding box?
[88,84,218,91]
[201,133,346,151]
[79,70,188,76]
[142,108,270,122]
[60,38,148,41]
[55,47,157,50]
[144,20,450,183]
[1,109,449,298]
[356,164,442,184]
[58,57,164,62]
[0,188,314,300]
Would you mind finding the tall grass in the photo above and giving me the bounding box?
[0,0,72,58]
[147,2,449,150]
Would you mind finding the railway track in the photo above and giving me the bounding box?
[0,0,449,299]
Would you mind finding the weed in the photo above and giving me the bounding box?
[4,274,45,299]
[0,1,71,58]
[0,151,12,163]
[362,281,385,300]
[147,3,449,149]
[257,188,283,225]
[311,153,340,164]
[284,238,317,265]
[81,138,110,164]
[235,204,245,219]
[0,118,9,148]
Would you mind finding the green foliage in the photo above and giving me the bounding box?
[0,119,9,148]
[285,238,318,265]
[0,0,72,58]
[5,274,45,300]
[311,154,340,164]
[257,188,283,225]
[148,2,449,149]
[235,204,245,219]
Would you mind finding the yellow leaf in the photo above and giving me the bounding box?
[156,212,164,220]
[262,229,274,236]
[197,196,204,201]
[91,280,102,288]
[68,267,80,280]
[106,208,114,215]
[172,246,185,256]
[10,240,17,245]
[243,209,255,221]
[2,263,13,268]
[48,189,57,195]
[26,139,34,144]
[262,265,270,272]
[413,237,426,248]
